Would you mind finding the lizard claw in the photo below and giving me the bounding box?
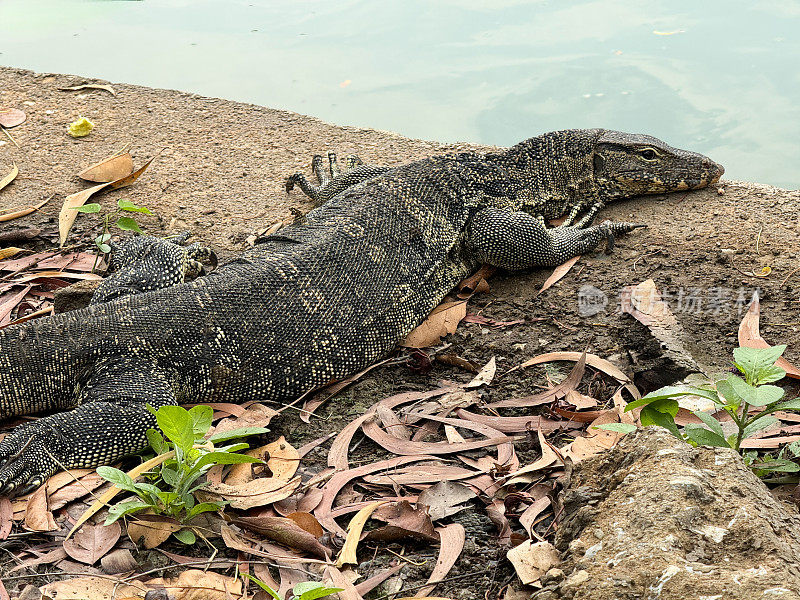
[0,424,60,497]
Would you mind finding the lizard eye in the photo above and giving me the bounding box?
[640,148,657,160]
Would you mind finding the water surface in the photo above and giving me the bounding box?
[1,0,798,188]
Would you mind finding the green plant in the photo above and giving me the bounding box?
[619,345,800,474]
[72,198,152,271]
[98,404,268,536]
[243,575,341,600]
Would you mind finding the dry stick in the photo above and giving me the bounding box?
[1,126,20,148]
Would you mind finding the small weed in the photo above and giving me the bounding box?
[607,345,800,476]
[98,404,268,537]
[243,575,341,600]
[71,198,152,271]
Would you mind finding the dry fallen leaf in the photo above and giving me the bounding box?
[0,195,52,223]
[505,430,563,485]
[208,402,278,439]
[234,515,330,558]
[40,576,145,600]
[507,540,561,585]
[0,497,12,540]
[222,436,298,486]
[78,152,134,182]
[199,475,301,510]
[60,83,117,96]
[24,485,57,532]
[538,255,580,294]
[417,481,477,521]
[564,389,598,409]
[415,523,465,597]
[363,500,438,543]
[0,164,18,192]
[402,300,467,348]
[519,497,551,540]
[127,515,181,549]
[148,569,243,600]
[0,108,26,128]
[465,356,496,389]
[336,501,387,567]
[738,295,800,379]
[58,156,155,246]
[63,521,121,564]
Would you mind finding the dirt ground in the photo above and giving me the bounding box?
[2,65,800,598]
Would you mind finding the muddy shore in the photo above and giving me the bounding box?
[2,65,800,599]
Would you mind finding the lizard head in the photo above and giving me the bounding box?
[591,130,724,198]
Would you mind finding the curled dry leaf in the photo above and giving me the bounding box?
[519,497,551,540]
[465,356,496,389]
[507,540,561,586]
[78,152,134,182]
[355,564,404,596]
[0,164,18,192]
[738,295,800,379]
[376,404,413,440]
[223,436,298,486]
[0,497,12,540]
[561,391,633,462]
[63,520,121,565]
[415,523,465,597]
[0,108,26,128]
[234,515,330,559]
[58,157,155,246]
[24,484,57,532]
[456,409,578,433]
[362,418,512,457]
[363,500,438,543]
[504,430,563,486]
[40,576,145,600]
[0,195,52,223]
[488,351,586,409]
[336,501,388,567]
[208,402,277,438]
[417,481,477,522]
[100,548,137,574]
[316,456,433,535]
[538,255,580,294]
[327,387,456,470]
[401,300,467,348]
[324,566,365,600]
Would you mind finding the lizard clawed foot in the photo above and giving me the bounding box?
[597,220,647,253]
[0,422,62,497]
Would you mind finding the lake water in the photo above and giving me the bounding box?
[1,0,798,189]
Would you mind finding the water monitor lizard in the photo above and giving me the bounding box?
[0,129,723,495]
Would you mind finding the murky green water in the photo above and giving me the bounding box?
[1,0,798,188]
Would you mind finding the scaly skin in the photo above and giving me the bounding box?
[0,129,723,496]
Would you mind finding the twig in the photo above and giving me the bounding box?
[780,265,800,288]
[1,126,20,148]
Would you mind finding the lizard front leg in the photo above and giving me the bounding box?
[0,359,176,496]
[466,207,644,269]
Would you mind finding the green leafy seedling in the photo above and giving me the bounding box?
[71,198,153,272]
[620,345,800,477]
[98,404,268,541]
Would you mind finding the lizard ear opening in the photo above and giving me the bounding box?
[593,152,605,174]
